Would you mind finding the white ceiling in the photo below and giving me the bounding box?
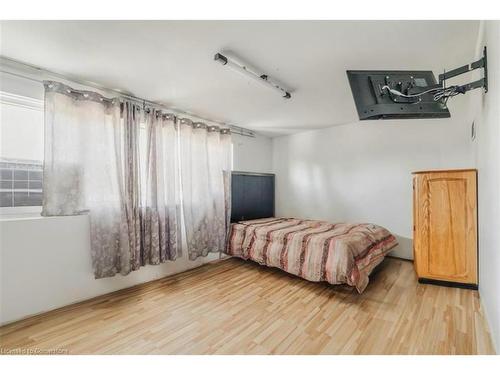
[0,21,479,136]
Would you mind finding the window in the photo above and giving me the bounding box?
[0,160,43,207]
[0,90,44,213]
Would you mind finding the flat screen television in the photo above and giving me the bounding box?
[346,70,450,120]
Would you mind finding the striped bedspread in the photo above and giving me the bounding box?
[225,217,398,293]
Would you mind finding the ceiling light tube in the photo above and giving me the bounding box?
[214,53,291,99]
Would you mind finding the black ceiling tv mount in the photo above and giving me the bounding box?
[347,46,488,121]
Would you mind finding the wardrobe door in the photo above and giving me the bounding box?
[414,170,477,285]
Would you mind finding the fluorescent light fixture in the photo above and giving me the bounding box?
[214,53,291,99]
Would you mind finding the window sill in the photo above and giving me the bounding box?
[0,215,44,222]
[0,206,42,221]
[0,213,90,223]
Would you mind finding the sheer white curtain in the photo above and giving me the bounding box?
[179,120,232,260]
[42,81,181,278]
[141,110,181,264]
[42,82,137,278]
[43,80,231,276]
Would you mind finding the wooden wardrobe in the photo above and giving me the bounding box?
[413,169,478,289]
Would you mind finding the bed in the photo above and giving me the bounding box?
[225,217,398,293]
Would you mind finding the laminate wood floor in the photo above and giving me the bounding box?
[0,257,495,354]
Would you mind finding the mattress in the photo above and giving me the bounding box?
[225,217,398,293]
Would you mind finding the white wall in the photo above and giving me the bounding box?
[0,215,221,324]
[272,93,475,259]
[232,132,273,173]
[472,20,500,353]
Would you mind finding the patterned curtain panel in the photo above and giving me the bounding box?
[141,110,181,264]
[42,81,181,278]
[113,101,142,276]
[180,120,232,260]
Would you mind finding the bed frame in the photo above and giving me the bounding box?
[231,171,275,222]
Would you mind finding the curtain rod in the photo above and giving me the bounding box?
[0,56,256,138]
